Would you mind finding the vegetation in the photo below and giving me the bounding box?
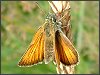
[1,1,99,74]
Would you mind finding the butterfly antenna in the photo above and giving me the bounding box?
[34,1,46,16]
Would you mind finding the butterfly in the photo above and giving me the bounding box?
[18,12,79,67]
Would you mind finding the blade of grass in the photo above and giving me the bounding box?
[76,1,85,52]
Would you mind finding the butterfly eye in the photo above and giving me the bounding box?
[52,17,56,22]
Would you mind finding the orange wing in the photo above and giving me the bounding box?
[18,26,45,66]
[55,30,78,66]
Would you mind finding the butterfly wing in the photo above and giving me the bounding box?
[55,30,78,66]
[18,26,45,66]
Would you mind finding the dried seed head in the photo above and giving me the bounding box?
[48,1,70,14]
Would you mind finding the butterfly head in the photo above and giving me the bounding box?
[45,13,62,30]
[46,13,57,23]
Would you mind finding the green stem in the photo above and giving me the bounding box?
[76,1,85,52]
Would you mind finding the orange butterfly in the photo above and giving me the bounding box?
[18,13,79,67]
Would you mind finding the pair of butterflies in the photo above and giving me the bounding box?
[18,1,79,68]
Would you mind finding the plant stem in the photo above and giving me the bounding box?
[76,1,85,52]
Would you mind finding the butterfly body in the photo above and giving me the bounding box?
[44,14,55,64]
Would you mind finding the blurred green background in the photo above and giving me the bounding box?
[1,1,99,74]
